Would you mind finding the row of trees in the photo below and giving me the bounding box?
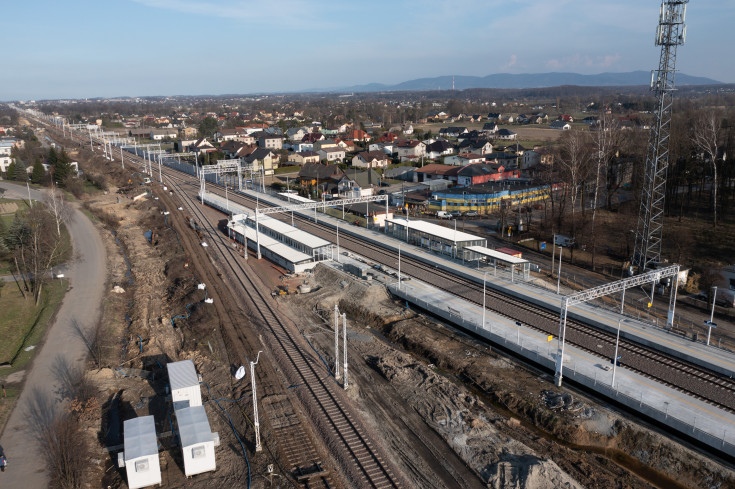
[5,146,75,186]
[536,108,734,268]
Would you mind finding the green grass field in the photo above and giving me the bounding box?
[0,278,68,367]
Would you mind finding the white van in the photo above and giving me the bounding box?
[436,211,451,219]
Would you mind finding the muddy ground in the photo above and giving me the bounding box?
[283,264,735,489]
[52,139,735,489]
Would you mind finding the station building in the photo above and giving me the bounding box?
[428,182,557,215]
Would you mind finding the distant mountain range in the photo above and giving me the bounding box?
[317,71,721,93]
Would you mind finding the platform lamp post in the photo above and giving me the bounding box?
[707,286,718,346]
[342,312,348,390]
[336,222,340,263]
[611,319,622,388]
[482,271,491,332]
[398,244,402,290]
[556,243,563,294]
[334,304,341,380]
[250,350,263,452]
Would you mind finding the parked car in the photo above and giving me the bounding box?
[465,210,479,217]
[450,210,462,218]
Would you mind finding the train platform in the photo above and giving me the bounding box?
[243,188,735,380]
[386,277,735,457]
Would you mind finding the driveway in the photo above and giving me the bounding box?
[0,182,107,488]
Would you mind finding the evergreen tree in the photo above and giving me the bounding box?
[52,149,72,185]
[13,161,27,181]
[5,161,15,180]
[31,158,45,184]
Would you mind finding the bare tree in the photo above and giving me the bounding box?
[555,129,591,241]
[589,114,621,268]
[9,207,66,305]
[691,110,722,227]
[46,183,72,237]
[26,387,89,489]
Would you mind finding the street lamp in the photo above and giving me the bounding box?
[612,319,622,388]
[556,243,563,294]
[398,244,402,289]
[482,271,491,332]
[706,286,718,345]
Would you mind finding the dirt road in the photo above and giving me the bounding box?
[0,184,107,489]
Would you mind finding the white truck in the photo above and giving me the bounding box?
[436,211,451,219]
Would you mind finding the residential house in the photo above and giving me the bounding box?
[498,114,515,124]
[560,114,574,122]
[0,140,13,173]
[486,151,522,169]
[369,142,394,155]
[242,148,278,174]
[582,116,599,125]
[292,142,314,152]
[215,128,244,142]
[286,127,308,141]
[395,140,426,159]
[313,139,338,152]
[505,143,526,155]
[482,122,499,135]
[347,129,370,142]
[495,128,517,140]
[425,140,454,159]
[191,138,216,153]
[444,153,485,166]
[375,132,399,143]
[438,127,468,138]
[257,134,283,150]
[550,120,571,130]
[176,139,199,152]
[338,169,381,197]
[383,166,415,182]
[302,132,325,144]
[318,146,345,162]
[352,150,391,169]
[457,139,493,155]
[288,151,320,165]
[298,162,344,187]
[413,164,457,183]
[402,124,414,135]
[179,127,198,139]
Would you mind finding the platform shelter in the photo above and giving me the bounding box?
[463,245,530,281]
[385,217,486,258]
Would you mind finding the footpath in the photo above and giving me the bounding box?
[0,182,107,488]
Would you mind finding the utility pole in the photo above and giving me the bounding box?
[342,313,348,390]
[250,351,263,452]
[334,305,341,380]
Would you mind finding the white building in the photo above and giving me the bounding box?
[176,405,219,477]
[119,416,162,489]
[167,360,202,409]
[0,141,13,173]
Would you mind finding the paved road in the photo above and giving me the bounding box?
[0,182,107,488]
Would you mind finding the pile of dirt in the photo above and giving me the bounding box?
[289,262,735,489]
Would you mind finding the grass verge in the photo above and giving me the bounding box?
[0,279,68,435]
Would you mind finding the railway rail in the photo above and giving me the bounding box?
[48,122,735,443]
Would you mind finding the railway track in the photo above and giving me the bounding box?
[161,167,401,487]
[47,125,404,487]
[223,190,735,415]
[47,122,735,439]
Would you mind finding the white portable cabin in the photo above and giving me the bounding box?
[119,416,161,489]
[167,359,202,410]
[176,405,219,477]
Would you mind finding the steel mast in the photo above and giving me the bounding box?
[633,1,688,272]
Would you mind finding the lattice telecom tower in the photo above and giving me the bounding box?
[633,1,688,272]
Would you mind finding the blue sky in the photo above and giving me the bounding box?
[1,1,732,100]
